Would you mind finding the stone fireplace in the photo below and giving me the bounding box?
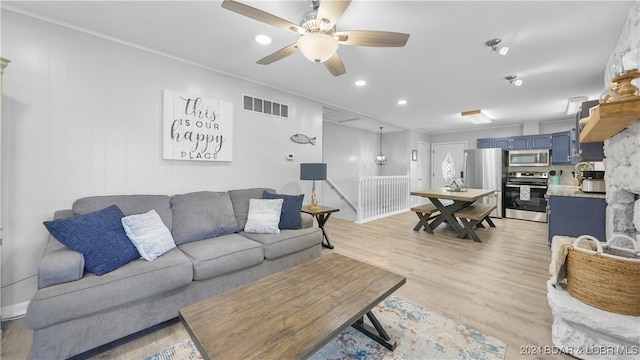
[604,121,640,242]
[547,120,640,360]
[546,2,640,359]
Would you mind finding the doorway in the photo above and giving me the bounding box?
[431,142,467,189]
[411,141,431,205]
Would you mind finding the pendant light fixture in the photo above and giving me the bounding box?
[375,126,387,165]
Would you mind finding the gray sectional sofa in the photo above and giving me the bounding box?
[25,188,323,359]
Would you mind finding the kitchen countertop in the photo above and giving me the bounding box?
[545,185,606,199]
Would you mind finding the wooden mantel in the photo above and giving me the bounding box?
[580,98,640,143]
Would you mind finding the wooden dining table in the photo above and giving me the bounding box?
[410,187,496,236]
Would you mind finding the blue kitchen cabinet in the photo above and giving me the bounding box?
[548,196,606,245]
[576,100,605,161]
[580,142,605,161]
[551,131,574,164]
[530,134,552,149]
[494,138,511,150]
[476,138,494,149]
[511,136,530,150]
[477,134,552,150]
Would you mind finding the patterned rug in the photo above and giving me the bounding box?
[145,296,506,360]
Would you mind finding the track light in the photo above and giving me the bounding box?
[485,38,509,56]
[505,75,523,86]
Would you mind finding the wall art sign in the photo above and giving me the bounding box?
[163,90,233,161]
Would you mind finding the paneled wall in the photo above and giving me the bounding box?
[1,11,323,315]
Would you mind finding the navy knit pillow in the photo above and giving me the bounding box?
[43,205,140,275]
[262,191,304,230]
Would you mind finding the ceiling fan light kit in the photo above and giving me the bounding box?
[461,109,492,124]
[297,32,339,63]
[221,0,410,77]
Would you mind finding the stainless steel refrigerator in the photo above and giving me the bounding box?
[463,148,507,218]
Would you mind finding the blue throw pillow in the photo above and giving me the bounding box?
[43,205,140,275]
[262,191,304,230]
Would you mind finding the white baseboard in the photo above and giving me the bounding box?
[2,300,29,321]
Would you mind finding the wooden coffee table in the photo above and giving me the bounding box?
[179,253,406,359]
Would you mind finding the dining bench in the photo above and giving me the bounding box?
[454,203,497,242]
[410,203,440,233]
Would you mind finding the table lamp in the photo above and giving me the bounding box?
[300,163,327,211]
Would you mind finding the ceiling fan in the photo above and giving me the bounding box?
[221,0,410,77]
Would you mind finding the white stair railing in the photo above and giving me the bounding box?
[356,174,411,223]
[325,178,357,213]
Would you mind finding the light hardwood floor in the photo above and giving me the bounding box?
[1,212,571,360]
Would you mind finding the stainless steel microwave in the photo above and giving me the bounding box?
[508,149,550,167]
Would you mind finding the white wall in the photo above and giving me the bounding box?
[322,122,428,221]
[1,11,323,316]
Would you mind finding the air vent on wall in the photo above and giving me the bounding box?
[243,95,289,118]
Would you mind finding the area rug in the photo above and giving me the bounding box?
[145,296,506,360]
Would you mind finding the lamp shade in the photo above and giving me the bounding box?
[297,33,339,63]
[300,163,327,180]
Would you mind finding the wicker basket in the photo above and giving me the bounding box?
[566,235,640,316]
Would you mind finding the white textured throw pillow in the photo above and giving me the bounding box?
[244,198,283,234]
[121,210,176,261]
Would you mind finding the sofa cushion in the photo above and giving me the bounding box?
[228,188,275,230]
[26,247,193,330]
[178,233,264,280]
[73,194,173,230]
[38,210,85,288]
[37,246,85,289]
[241,227,322,259]
[43,205,140,275]
[263,191,304,229]
[121,210,176,261]
[171,191,238,245]
[244,199,283,234]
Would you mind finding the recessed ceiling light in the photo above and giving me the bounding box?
[397,99,407,105]
[355,80,366,86]
[255,34,272,45]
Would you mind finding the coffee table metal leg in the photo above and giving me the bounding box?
[351,311,397,351]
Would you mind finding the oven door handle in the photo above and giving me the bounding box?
[506,184,547,189]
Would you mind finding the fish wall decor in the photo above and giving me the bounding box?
[290,134,316,145]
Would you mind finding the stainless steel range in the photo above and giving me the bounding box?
[504,171,548,222]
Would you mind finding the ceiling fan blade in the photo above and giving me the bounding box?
[221,0,304,34]
[324,52,346,77]
[257,43,298,65]
[335,30,410,47]
[316,0,351,31]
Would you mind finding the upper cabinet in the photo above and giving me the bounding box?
[476,138,494,149]
[575,100,605,161]
[477,132,575,164]
[494,138,512,150]
[530,134,552,149]
[477,134,551,150]
[511,136,530,150]
[551,131,574,165]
